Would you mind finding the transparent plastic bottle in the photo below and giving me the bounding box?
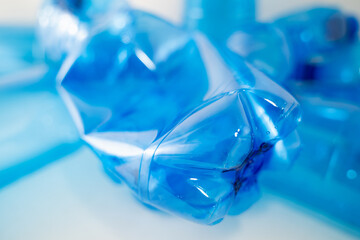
[298,42,360,87]
[275,7,358,65]
[58,9,301,224]
[227,7,358,83]
[184,3,358,84]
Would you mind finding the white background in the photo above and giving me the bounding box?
[0,0,360,25]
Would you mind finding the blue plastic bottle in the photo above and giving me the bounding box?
[274,7,358,64]
[58,9,301,224]
[292,42,360,108]
[228,7,358,82]
[260,87,360,228]
[298,42,360,86]
[184,3,359,83]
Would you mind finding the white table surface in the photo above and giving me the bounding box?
[0,1,360,239]
[0,147,359,240]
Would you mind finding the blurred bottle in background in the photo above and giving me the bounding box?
[0,1,89,187]
[293,42,360,107]
[183,0,256,42]
[299,42,360,86]
[225,22,293,84]
[37,0,129,62]
[0,27,39,77]
[275,7,358,69]
[1,0,132,177]
[260,85,360,228]
[184,2,359,84]
[226,7,359,83]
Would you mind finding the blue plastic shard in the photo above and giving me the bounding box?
[58,10,301,224]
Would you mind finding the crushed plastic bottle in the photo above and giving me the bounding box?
[58,10,301,224]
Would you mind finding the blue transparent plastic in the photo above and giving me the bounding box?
[274,7,358,63]
[225,23,293,84]
[58,10,301,224]
[260,86,360,228]
[274,7,359,79]
[0,85,81,188]
[0,27,39,76]
[185,5,358,84]
[298,42,360,86]
[183,0,256,42]
[37,0,128,62]
[0,27,80,186]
